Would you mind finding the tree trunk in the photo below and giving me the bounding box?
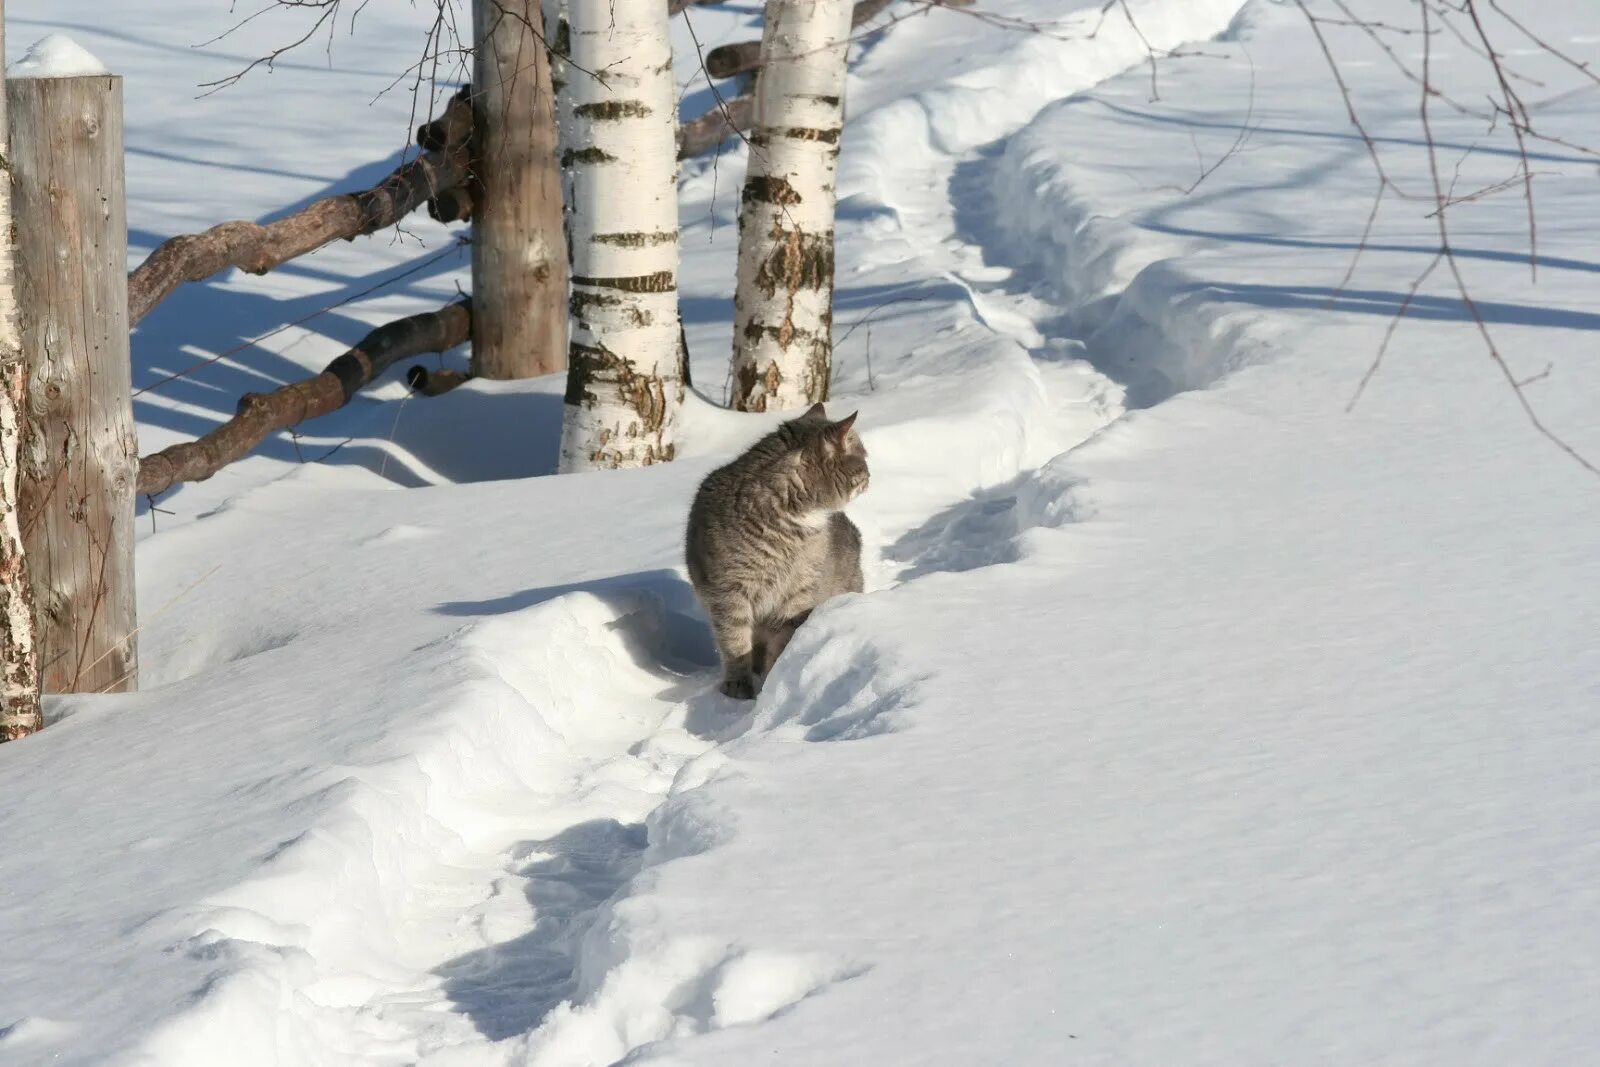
[558,0,686,471]
[472,0,568,380]
[0,8,43,741]
[10,73,138,696]
[730,0,854,412]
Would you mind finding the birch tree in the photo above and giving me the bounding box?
[730,0,853,412]
[557,0,686,471]
[544,0,573,253]
[0,6,43,741]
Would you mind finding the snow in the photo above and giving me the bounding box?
[7,33,107,78]
[3,0,1600,1064]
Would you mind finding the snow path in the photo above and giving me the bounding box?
[418,3,1258,1064]
[199,3,1254,1063]
[6,1,1599,1062]
[2,2,1254,1064]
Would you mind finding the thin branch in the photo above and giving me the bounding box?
[128,94,473,324]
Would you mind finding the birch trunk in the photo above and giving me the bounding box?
[545,0,574,262]
[557,0,685,471]
[0,7,43,741]
[730,0,853,412]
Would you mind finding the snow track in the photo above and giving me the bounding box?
[141,5,1260,1060]
[4,2,1300,1064]
[371,3,1261,1063]
[10,0,1600,1062]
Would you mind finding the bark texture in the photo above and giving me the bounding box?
[731,0,854,411]
[0,10,43,739]
[471,0,568,379]
[127,95,473,326]
[547,0,575,261]
[558,0,686,471]
[137,301,471,498]
[11,74,138,696]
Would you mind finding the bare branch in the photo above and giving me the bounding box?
[128,94,473,325]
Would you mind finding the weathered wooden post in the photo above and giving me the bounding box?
[470,0,568,379]
[9,67,138,695]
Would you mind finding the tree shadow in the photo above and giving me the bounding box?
[9,15,401,79]
[130,147,471,427]
[883,474,1031,582]
[435,570,753,742]
[129,146,475,511]
[307,383,567,487]
[1202,281,1600,333]
[437,568,717,674]
[435,818,648,1042]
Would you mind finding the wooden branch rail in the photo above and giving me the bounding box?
[701,0,902,81]
[704,41,762,80]
[678,92,755,159]
[127,94,475,326]
[677,0,945,157]
[136,300,472,497]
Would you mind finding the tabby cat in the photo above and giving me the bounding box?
[686,403,869,699]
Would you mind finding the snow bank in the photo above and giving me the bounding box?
[8,34,108,78]
[4,0,1599,1063]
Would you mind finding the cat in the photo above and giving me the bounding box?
[686,403,869,699]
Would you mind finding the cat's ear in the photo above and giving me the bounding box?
[804,401,828,420]
[827,411,858,442]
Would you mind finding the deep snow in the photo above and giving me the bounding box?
[3,0,1599,1064]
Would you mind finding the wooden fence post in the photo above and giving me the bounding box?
[470,0,568,380]
[9,72,138,695]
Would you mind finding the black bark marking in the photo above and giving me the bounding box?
[592,230,679,247]
[752,226,834,303]
[563,146,618,166]
[573,271,677,293]
[742,176,802,207]
[776,126,841,144]
[575,100,653,120]
[566,340,679,465]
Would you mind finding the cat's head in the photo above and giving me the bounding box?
[781,402,869,509]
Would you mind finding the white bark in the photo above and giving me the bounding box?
[557,0,685,471]
[0,6,44,741]
[730,0,853,412]
[545,0,574,258]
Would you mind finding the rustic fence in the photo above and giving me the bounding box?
[5,4,778,711]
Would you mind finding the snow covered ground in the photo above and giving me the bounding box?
[3,0,1599,1064]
